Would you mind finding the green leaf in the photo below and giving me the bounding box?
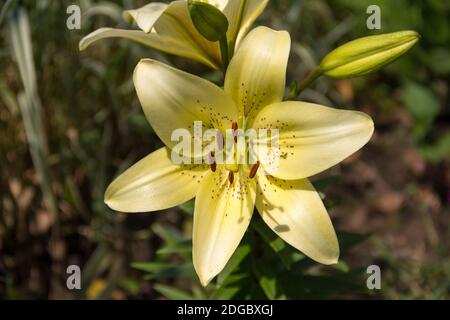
[217,239,251,286]
[152,223,185,244]
[132,262,196,280]
[154,284,194,300]
[333,261,350,273]
[192,286,207,299]
[402,81,440,139]
[312,175,340,191]
[157,240,192,255]
[420,133,450,162]
[127,112,152,134]
[337,230,369,253]
[178,199,195,215]
[252,218,299,269]
[288,80,298,99]
[211,273,249,299]
[131,262,171,273]
[253,261,279,299]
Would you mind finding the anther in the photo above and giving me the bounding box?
[228,171,234,184]
[232,121,238,143]
[209,152,216,172]
[249,161,260,179]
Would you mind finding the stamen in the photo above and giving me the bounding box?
[232,121,238,143]
[249,161,260,179]
[209,152,216,172]
[228,171,234,184]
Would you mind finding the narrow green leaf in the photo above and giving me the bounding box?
[217,240,251,285]
[337,231,369,253]
[178,199,195,215]
[133,262,196,280]
[312,175,340,191]
[211,274,249,300]
[253,262,278,300]
[131,262,171,273]
[154,284,193,300]
[157,240,192,255]
[252,218,298,269]
[152,223,185,243]
[333,261,350,273]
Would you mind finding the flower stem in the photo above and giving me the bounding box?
[219,35,230,71]
[296,67,322,96]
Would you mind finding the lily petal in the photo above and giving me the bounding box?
[256,174,339,264]
[155,1,221,66]
[105,148,208,212]
[79,27,219,69]
[133,59,238,159]
[250,101,374,180]
[199,0,228,11]
[224,0,270,48]
[224,26,290,118]
[123,2,168,33]
[193,168,256,286]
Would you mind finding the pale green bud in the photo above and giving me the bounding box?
[320,31,420,78]
[188,1,229,42]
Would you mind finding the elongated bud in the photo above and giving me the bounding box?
[188,0,229,42]
[319,31,419,78]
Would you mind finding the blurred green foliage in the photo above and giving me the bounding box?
[131,211,369,300]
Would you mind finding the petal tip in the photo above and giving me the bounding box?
[194,264,216,287]
[325,255,340,265]
[134,58,158,74]
[103,187,116,209]
[78,41,86,51]
[199,275,213,287]
[316,250,340,265]
[363,112,375,139]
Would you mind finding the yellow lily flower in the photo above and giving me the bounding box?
[104,27,374,286]
[79,0,269,69]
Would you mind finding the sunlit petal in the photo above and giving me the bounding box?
[133,59,239,158]
[123,2,168,33]
[105,148,208,212]
[193,168,256,286]
[224,0,269,48]
[155,1,221,66]
[256,174,339,264]
[78,27,219,69]
[250,101,374,180]
[225,26,290,118]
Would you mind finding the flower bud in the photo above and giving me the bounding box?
[188,0,229,42]
[320,31,419,78]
